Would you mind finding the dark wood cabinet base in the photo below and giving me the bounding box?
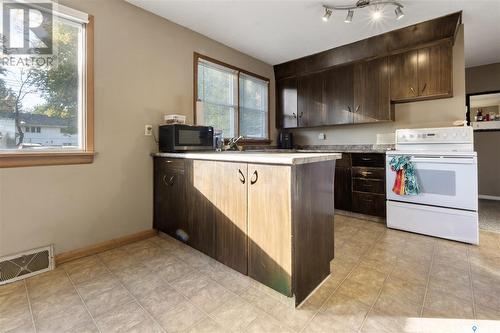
[335,153,387,218]
[154,157,336,306]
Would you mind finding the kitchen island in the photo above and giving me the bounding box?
[152,151,341,306]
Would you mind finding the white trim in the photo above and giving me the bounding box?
[7,0,89,23]
[479,195,500,201]
[52,2,88,24]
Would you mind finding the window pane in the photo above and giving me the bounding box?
[240,108,266,139]
[203,103,235,138]
[239,74,268,139]
[0,16,83,150]
[197,59,237,138]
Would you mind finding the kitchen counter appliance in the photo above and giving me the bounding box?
[159,124,214,153]
[386,127,478,244]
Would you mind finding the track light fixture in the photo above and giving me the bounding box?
[322,0,405,23]
[323,7,332,22]
[344,9,354,23]
[395,6,404,20]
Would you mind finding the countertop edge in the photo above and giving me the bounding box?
[151,152,342,165]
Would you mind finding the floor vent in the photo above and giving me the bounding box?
[0,245,54,285]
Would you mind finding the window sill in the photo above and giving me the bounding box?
[0,151,95,168]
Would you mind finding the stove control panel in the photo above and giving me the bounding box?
[396,127,473,144]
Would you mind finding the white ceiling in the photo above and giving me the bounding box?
[126,0,500,67]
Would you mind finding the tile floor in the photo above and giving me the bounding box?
[1,215,500,333]
[479,199,500,233]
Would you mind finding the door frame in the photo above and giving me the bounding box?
[466,90,500,125]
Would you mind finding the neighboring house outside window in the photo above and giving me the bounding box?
[195,54,270,142]
[0,3,94,167]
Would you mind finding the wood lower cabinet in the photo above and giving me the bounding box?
[185,160,216,257]
[247,164,292,297]
[214,162,248,275]
[154,158,187,238]
[334,154,352,212]
[154,157,336,306]
[334,153,386,218]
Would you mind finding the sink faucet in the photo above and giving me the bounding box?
[225,136,244,151]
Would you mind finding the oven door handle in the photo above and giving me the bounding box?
[409,156,476,164]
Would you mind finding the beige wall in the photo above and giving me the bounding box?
[474,131,500,197]
[466,62,500,198]
[291,25,466,146]
[0,0,275,257]
[466,62,500,94]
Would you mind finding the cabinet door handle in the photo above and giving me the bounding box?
[347,106,352,113]
[361,171,372,176]
[299,112,304,118]
[355,105,360,113]
[162,174,175,186]
[292,112,297,119]
[361,157,371,161]
[421,83,427,93]
[238,169,246,184]
[410,87,416,95]
[250,170,259,185]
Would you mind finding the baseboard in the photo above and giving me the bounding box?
[479,195,500,201]
[55,229,157,265]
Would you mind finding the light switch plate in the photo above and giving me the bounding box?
[145,125,153,136]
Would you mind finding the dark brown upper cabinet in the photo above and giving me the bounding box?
[418,42,453,99]
[297,72,325,127]
[273,13,460,129]
[389,50,419,101]
[276,77,298,129]
[323,64,354,125]
[354,57,394,123]
[390,41,452,102]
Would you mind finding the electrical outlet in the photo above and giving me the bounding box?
[144,125,153,136]
[318,133,326,140]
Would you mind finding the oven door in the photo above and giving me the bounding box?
[386,154,478,211]
[175,125,214,151]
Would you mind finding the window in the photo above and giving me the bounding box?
[195,54,269,141]
[0,3,94,168]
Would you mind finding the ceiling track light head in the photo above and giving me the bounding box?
[395,6,404,20]
[322,7,332,22]
[345,9,354,23]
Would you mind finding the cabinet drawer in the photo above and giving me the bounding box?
[352,167,385,180]
[352,192,386,217]
[353,179,385,194]
[156,158,185,174]
[351,153,385,167]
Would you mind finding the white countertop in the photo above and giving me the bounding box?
[153,151,342,165]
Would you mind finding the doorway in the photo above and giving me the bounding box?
[467,91,500,232]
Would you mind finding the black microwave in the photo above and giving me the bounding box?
[159,124,214,152]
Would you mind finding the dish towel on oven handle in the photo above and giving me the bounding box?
[389,156,420,195]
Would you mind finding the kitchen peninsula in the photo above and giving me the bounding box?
[152,152,341,305]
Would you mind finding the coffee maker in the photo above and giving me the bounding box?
[278,131,293,149]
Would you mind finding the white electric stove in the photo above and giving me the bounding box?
[386,126,479,244]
